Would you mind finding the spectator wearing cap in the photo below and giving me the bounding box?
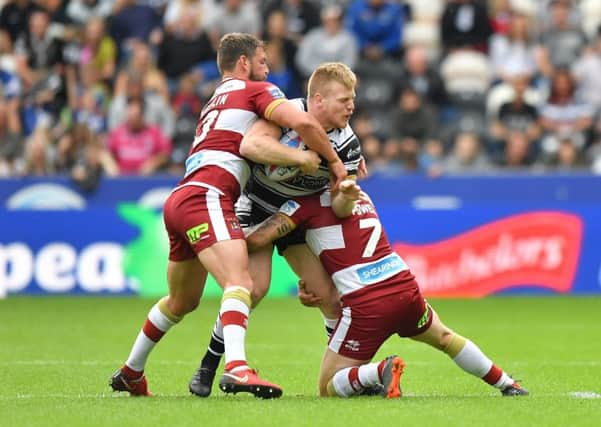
[345,0,405,61]
[295,5,358,79]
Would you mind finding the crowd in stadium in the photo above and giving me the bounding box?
[1,0,601,184]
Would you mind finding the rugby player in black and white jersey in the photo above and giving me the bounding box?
[189,62,366,397]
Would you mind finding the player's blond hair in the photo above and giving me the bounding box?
[307,62,357,98]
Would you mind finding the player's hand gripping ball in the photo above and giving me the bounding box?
[264,130,306,181]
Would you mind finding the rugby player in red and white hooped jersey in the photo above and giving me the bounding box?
[244,181,530,398]
[110,33,347,399]
[189,63,368,397]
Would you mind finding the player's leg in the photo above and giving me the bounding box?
[283,244,341,335]
[110,188,209,396]
[410,306,529,396]
[111,258,207,396]
[189,242,274,397]
[318,297,405,399]
[319,349,404,399]
[196,238,282,398]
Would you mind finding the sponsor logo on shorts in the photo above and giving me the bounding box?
[417,304,430,328]
[229,220,241,231]
[344,340,360,352]
[186,223,209,244]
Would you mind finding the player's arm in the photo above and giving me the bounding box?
[245,213,298,252]
[331,179,362,218]
[268,101,347,189]
[239,118,320,173]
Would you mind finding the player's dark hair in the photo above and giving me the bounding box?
[217,33,264,74]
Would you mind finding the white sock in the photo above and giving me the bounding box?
[126,301,177,372]
[220,297,249,372]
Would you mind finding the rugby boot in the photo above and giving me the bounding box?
[189,366,216,397]
[380,356,405,399]
[219,368,283,399]
[501,380,529,396]
[110,368,153,396]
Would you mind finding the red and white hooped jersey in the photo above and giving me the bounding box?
[279,192,410,296]
[176,78,287,200]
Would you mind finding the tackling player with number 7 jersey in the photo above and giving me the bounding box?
[245,181,530,398]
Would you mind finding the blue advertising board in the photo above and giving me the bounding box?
[1,174,600,297]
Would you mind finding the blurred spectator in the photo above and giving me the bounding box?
[22,127,54,175]
[441,0,493,52]
[539,69,594,159]
[489,0,512,34]
[71,129,117,192]
[443,131,491,173]
[107,97,172,175]
[163,0,217,35]
[14,9,64,90]
[55,122,88,172]
[499,130,536,168]
[109,0,162,59]
[387,86,440,152]
[39,0,76,41]
[78,17,116,83]
[265,39,301,98]
[114,42,169,101]
[399,45,447,109]
[537,0,587,75]
[386,86,443,175]
[0,29,21,98]
[345,0,405,61]
[109,72,175,138]
[158,11,215,86]
[208,0,261,42]
[264,0,320,43]
[572,27,601,111]
[0,98,23,175]
[0,0,42,43]
[170,73,201,171]
[263,10,298,82]
[489,74,541,146]
[15,9,67,127]
[547,136,588,171]
[67,0,115,26]
[295,5,358,80]
[489,12,538,82]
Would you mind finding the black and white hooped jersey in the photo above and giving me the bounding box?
[245,98,362,215]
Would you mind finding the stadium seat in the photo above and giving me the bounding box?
[440,51,492,99]
[405,0,443,22]
[403,21,440,61]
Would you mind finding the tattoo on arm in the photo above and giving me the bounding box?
[257,214,294,239]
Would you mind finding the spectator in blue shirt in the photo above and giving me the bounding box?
[344,0,405,61]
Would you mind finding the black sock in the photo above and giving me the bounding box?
[201,332,224,370]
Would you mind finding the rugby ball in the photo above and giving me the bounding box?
[264,130,306,181]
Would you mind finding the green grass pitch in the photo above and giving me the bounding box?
[1,296,600,427]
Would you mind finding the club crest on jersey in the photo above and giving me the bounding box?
[344,340,360,352]
[186,223,209,244]
[267,86,285,99]
[279,200,301,216]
